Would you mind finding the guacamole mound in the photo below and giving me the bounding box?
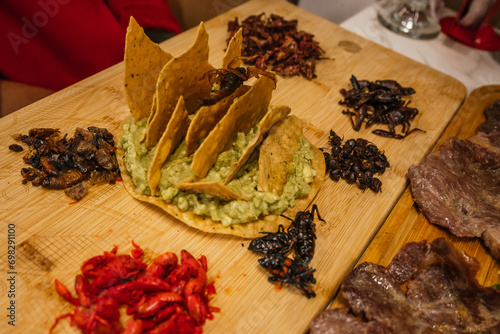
[120,118,316,226]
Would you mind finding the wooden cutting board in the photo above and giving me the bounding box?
[330,85,500,310]
[0,0,467,333]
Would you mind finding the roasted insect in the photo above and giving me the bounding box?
[10,126,120,201]
[286,204,324,264]
[8,144,23,152]
[259,254,317,298]
[248,205,325,298]
[201,56,277,106]
[51,243,219,334]
[248,224,296,255]
[339,75,423,139]
[322,130,390,193]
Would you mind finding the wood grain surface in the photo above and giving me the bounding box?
[330,85,500,310]
[0,0,467,333]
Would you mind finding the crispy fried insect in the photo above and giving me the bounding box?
[29,128,60,139]
[8,144,23,152]
[258,254,316,298]
[322,130,390,193]
[11,126,120,201]
[249,205,325,298]
[339,75,424,139]
[248,225,296,255]
[283,204,324,264]
[201,56,277,105]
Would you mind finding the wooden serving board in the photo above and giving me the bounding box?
[0,0,466,333]
[331,85,500,311]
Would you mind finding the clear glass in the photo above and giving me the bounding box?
[376,0,440,39]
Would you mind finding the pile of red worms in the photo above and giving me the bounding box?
[50,242,219,334]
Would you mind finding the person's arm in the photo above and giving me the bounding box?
[459,0,496,28]
[0,79,54,118]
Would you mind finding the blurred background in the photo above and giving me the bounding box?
[169,0,499,30]
[2,0,498,117]
[168,0,377,30]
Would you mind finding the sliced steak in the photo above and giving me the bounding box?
[309,239,500,334]
[408,133,500,259]
[476,99,500,134]
[309,307,393,334]
[469,131,500,156]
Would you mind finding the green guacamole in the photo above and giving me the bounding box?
[120,118,316,226]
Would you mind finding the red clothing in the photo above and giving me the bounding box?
[0,0,182,91]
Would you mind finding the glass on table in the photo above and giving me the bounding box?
[376,0,441,39]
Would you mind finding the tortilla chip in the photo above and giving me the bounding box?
[141,92,158,142]
[185,85,250,156]
[117,142,325,238]
[144,22,214,148]
[222,28,243,69]
[124,16,173,122]
[223,105,291,184]
[257,115,303,195]
[190,75,275,178]
[148,96,190,195]
[176,177,248,201]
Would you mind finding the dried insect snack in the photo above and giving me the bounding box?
[340,75,423,139]
[322,130,390,193]
[200,55,277,106]
[10,126,121,201]
[248,205,325,298]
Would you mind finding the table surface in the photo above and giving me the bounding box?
[340,5,500,95]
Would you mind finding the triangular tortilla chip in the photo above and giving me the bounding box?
[144,22,214,148]
[148,96,190,195]
[124,16,173,121]
[185,85,250,156]
[190,75,275,178]
[223,105,291,184]
[257,115,303,195]
[141,92,158,142]
[176,177,248,202]
[222,28,243,69]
